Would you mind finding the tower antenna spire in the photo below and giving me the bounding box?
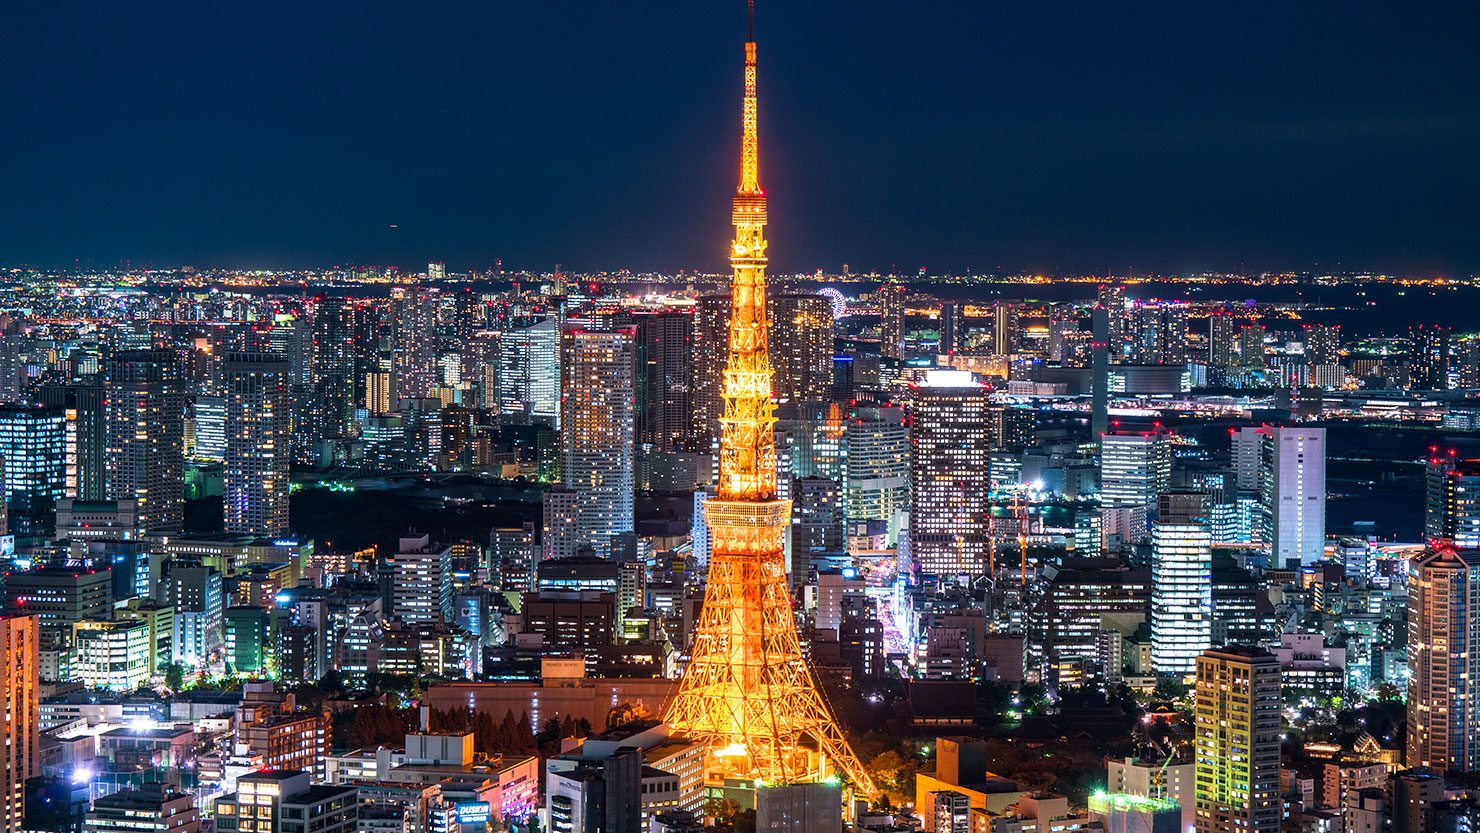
[748,0,754,41]
[663,0,877,802]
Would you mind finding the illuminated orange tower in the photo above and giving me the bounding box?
[664,1,876,797]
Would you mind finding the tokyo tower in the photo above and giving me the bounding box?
[663,0,877,798]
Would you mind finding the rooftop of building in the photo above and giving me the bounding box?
[288,784,359,805]
[99,726,195,740]
[90,786,193,808]
[1202,644,1278,661]
[241,768,309,782]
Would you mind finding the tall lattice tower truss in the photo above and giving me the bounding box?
[664,1,876,797]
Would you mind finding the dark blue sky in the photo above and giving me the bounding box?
[3,2,1479,275]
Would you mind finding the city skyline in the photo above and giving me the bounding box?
[1,4,1480,833]
[4,3,1480,275]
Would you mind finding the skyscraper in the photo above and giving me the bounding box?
[878,283,905,359]
[104,350,186,533]
[790,476,843,575]
[1409,324,1451,390]
[1128,303,1188,365]
[1027,559,1151,685]
[939,300,964,355]
[844,403,910,530]
[1237,324,1266,370]
[1405,545,1480,772]
[1099,430,1172,509]
[664,4,874,795]
[222,353,291,537]
[1257,426,1326,566]
[499,318,560,424]
[691,294,731,447]
[1151,492,1213,675]
[33,384,107,502]
[0,405,65,538]
[556,328,636,560]
[1302,323,1340,366]
[193,395,226,461]
[633,310,693,452]
[990,301,1020,356]
[390,284,437,401]
[0,615,36,833]
[1097,284,1129,360]
[1208,312,1237,369]
[1047,303,1080,365]
[1424,451,1480,547]
[1193,647,1280,833]
[910,371,992,576]
[309,296,360,443]
[769,293,833,408]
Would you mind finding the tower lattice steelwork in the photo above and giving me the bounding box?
[664,1,876,797]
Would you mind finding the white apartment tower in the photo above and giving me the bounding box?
[1251,425,1326,566]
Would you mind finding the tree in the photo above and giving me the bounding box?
[165,663,186,691]
[864,749,920,806]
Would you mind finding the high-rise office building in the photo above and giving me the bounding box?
[985,404,1035,451]
[1151,492,1213,675]
[1405,545,1480,772]
[499,318,560,424]
[33,384,107,502]
[104,350,186,533]
[878,284,905,359]
[390,533,453,626]
[1026,559,1151,685]
[0,405,66,538]
[1193,647,1280,833]
[910,371,991,576]
[390,284,437,401]
[193,395,226,461]
[0,615,37,833]
[844,404,909,528]
[770,293,833,408]
[633,311,693,452]
[790,476,843,575]
[1099,430,1172,509]
[555,328,636,560]
[1256,426,1326,566]
[1409,324,1450,391]
[1424,451,1480,547]
[222,353,290,537]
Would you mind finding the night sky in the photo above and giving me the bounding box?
[4,2,1480,276]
